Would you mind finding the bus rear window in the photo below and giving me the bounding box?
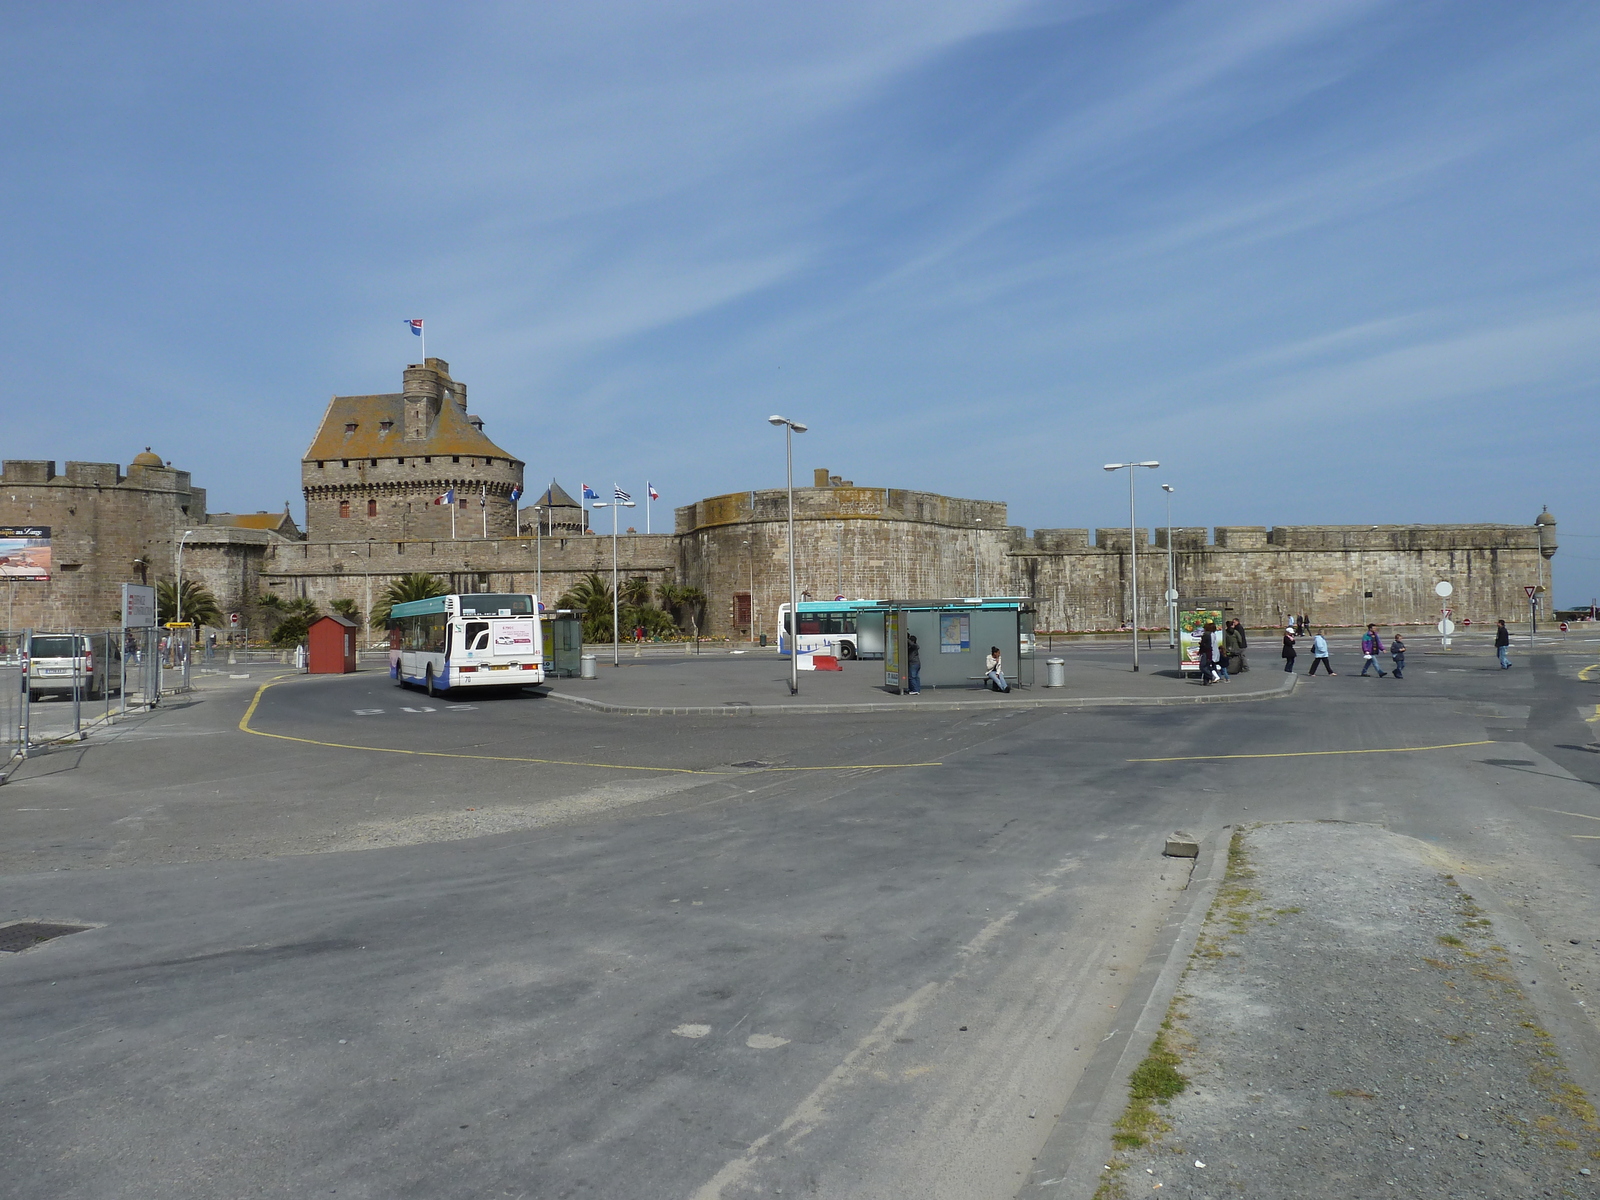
[459,594,534,616]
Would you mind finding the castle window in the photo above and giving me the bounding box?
[339,500,351,518]
[341,459,349,468]
[317,461,324,469]
[424,456,431,464]
[379,420,393,432]
[345,422,358,434]
[367,499,377,517]
[452,456,460,464]
[370,458,377,467]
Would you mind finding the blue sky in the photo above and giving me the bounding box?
[5,1,1598,603]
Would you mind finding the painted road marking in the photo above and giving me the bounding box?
[1533,807,1600,823]
[238,676,941,775]
[1127,740,1494,763]
[1579,663,1600,682]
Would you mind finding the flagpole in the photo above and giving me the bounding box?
[646,484,651,535]
[481,484,487,539]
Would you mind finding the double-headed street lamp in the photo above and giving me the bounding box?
[769,414,807,695]
[1103,461,1160,672]
[590,490,636,666]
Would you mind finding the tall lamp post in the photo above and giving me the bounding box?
[531,506,545,608]
[769,414,807,695]
[1160,484,1176,649]
[590,491,636,666]
[174,529,195,625]
[1103,462,1160,671]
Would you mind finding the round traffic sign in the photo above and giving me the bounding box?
[1164,588,1179,603]
[1435,580,1454,598]
[1560,621,1569,632]
[1437,618,1456,636]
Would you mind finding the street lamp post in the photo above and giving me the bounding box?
[175,529,195,626]
[769,415,808,695]
[532,506,544,608]
[590,495,636,666]
[1103,462,1160,671]
[973,517,983,598]
[1161,484,1176,649]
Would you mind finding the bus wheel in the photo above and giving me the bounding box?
[840,642,857,660]
[425,667,437,698]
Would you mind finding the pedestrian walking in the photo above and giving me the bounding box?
[985,645,1010,692]
[1198,621,1218,684]
[1282,625,1297,673]
[1494,619,1512,669]
[1390,631,1407,679]
[1359,624,1387,677]
[1307,629,1336,675]
[906,634,921,694]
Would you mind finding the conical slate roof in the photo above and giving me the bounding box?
[535,480,580,508]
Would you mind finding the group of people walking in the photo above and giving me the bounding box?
[1280,623,1407,678]
[1195,619,1249,685]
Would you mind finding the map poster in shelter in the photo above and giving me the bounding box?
[939,612,970,653]
[0,526,50,580]
[1179,606,1224,673]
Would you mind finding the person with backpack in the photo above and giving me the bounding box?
[1307,629,1335,675]
[984,646,1010,692]
[1494,619,1512,669]
[1390,631,1407,679]
[1225,619,1248,674]
[1360,624,1387,677]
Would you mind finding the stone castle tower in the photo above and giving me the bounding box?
[301,359,524,542]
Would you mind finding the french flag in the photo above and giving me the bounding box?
[582,484,599,500]
[648,484,659,501]
[509,484,523,503]
[407,319,424,336]
[434,488,455,505]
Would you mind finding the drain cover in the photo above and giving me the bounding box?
[0,922,93,954]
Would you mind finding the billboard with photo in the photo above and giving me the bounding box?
[0,526,51,580]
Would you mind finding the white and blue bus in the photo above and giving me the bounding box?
[388,593,544,695]
[777,599,889,659]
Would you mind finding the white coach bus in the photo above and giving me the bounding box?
[387,593,544,695]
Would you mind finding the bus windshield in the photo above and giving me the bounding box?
[458,594,535,616]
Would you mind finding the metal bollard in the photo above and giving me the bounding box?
[579,654,597,680]
[1045,657,1066,688]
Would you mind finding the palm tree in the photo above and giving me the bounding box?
[265,597,319,646]
[331,598,363,628]
[157,578,223,628]
[655,582,706,633]
[370,573,448,628]
[621,575,653,607]
[558,572,615,643]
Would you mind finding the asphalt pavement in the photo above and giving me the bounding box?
[2,636,1598,1199]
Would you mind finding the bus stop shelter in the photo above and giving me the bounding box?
[876,598,1036,693]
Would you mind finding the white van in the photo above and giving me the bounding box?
[26,634,118,702]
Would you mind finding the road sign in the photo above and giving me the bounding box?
[1560,621,1569,632]
[1164,588,1179,603]
[228,612,240,627]
[120,582,156,628]
[1437,618,1455,636]
[1525,585,1538,599]
[1435,581,1454,598]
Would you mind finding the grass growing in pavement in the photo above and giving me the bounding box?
[1110,1026,1189,1150]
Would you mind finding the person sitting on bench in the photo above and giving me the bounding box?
[985,646,1009,692]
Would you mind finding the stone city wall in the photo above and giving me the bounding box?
[302,455,522,544]
[0,458,207,631]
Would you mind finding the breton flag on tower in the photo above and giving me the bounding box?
[434,488,455,505]
[614,486,632,502]
[407,319,424,336]
[582,484,599,500]
[648,484,659,501]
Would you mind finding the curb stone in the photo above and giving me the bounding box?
[536,675,1296,717]
[1021,826,1232,1199]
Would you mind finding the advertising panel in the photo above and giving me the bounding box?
[883,609,904,692]
[490,618,535,654]
[938,612,970,653]
[1179,606,1225,673]
[122,583,157,628]
[0,526,51,580]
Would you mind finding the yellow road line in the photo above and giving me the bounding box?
[238,676,939,773]
[1127,739,1494,763]
[1533,807,1600,823]
[1579,663,1600,681]
[1570,835,1600,840]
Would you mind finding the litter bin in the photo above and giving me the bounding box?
[759,633,767,647]
[1045,657,1066,688]
[579,654,597,680]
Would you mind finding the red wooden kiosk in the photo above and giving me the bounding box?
[306,613,358,674]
